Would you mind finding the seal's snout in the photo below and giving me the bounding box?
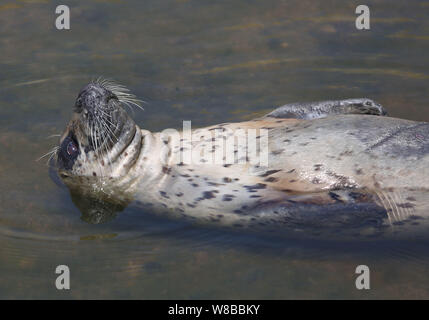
[75,83,117,116]
[360,99,387,116]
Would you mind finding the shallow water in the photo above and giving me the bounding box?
[1,0,429,299]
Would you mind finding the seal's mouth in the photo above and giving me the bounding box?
[54,78,143,177]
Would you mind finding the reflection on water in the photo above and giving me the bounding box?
[1,0,429,298]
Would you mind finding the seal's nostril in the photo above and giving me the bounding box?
[75,83,119,119]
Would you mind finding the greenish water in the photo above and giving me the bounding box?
[1,0,429,299]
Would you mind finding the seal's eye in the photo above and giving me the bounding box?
[67,141,78,156]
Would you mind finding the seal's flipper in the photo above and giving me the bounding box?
[49,160,66,189]
[231,188,388,240]
[246,197,389,239]
[263,98,387,120]
[372,188,429,223]
[69,189,126,224]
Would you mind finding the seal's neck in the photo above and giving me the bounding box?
[109,124,142,178]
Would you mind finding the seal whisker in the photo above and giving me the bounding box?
[97,109,119,131]
[97,119,113,175]
[98,115,119,142]
[92,77,145,111]
[119,100,136,115]
[375,189,393,226]
[120,98,145,111]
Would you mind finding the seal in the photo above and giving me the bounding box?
[52,79,429,239]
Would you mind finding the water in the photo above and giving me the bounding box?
[1,0,429,299]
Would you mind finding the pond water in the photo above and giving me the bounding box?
[1,0,429,299]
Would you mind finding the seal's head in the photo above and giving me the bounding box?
[55,79,143,186]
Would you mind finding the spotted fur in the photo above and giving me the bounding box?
[55,82,429,240]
